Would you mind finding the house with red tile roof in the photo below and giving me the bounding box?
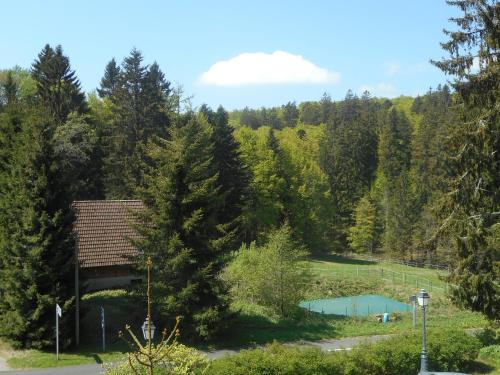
[73,200,145,291]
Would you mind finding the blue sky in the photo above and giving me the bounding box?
[0,1,459,110]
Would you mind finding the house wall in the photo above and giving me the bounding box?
[82,266,143,291]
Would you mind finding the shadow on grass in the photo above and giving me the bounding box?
[212,310,344,349]
[465,360,496,374]
[309,254,376,266]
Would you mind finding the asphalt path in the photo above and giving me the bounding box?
[1,365,102,375]
[0,334,393,375]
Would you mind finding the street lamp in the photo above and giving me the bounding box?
[141,316,156,342]
[417,289,430,374]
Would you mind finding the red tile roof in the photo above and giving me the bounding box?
[73,200,144,268]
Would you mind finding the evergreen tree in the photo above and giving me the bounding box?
[31,44,86,123]
[97,58,120,98]
[0,109,76,348]
[410,87,454,262]
[432,0,499,319]
[1,71,18,107]
[377,108,413,255]
[102,49,172,198]
[411,87,451,207]
[52,113,99,199]
[319,92,334,123]
[320,90,378,247]
[201,105,251,247]
[281,101,299,127]
[266,129,293,224]
[134,114,231,339]
[143,62,172,139]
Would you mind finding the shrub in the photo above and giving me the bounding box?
[224,225,312,318]
[103,342,208,375]
[306,277,381,299]
[205,329,480,375]
[205,342,341,375]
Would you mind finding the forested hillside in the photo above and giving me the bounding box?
[227,87,455,264]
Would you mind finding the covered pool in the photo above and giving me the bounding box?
[299,294,411,316]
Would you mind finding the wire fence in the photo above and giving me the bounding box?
[314,266,449,293]
[346,253,451,272]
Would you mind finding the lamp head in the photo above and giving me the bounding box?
[141,317,156,341]
[417,289,430,307]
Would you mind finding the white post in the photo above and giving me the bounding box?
[56,307,59,361]
[413,301,416,327]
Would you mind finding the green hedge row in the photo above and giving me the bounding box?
[204,330,480,375]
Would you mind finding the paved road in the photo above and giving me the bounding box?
[0,335,393,374]
[1,365,102,375]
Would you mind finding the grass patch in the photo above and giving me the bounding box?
[6,289,143,369]
[7,346,124,368]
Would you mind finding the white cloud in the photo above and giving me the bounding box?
[360,83,397,97]
[199,51,341,86]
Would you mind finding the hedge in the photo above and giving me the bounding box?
[204,329,480,375]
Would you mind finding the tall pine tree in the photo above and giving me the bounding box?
[102,49,172,198]
[97,58,120,99]
[134,113,231,340]
[31,44,86,123]
[320,90,378,247]
[200,105,250,247]
[432,0,499,319]
[377,108,413,255]
[0,109,76,348]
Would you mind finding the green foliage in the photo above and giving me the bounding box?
[206,343,342,375]
[134,114,231,340]
[206,330,480,375]
[52,113,100,199]
[320,91,378,246]
[299,101,321,125]
[225,225,312,318]
[0,108,76,349]
[375,108,413,255]
[432,0,500,320]
[31,44,87,123]
[100,48,172,199]
[199,105,251,247]
[306,277,382,299]
[236,125,335,252]
[348,194,378,253]
[97,58,121,99]
[281,101,299,127]
[103,342,208,375]
[0,67,37,104]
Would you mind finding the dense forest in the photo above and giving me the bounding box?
[0,0,498,349]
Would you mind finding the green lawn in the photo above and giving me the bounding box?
[2,255,495,372]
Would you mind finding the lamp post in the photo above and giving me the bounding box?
[417,288,430,374]
[143,257,155,357]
